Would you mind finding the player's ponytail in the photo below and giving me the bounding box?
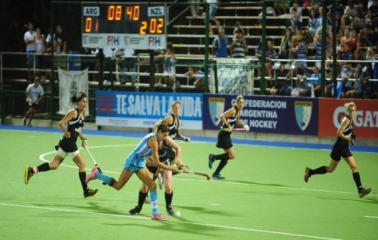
[71,92,87,104]
[157,123,170,133]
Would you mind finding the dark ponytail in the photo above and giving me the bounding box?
[157,123,170,133]
[71,92,87,103]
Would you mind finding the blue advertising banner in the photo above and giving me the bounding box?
[96,91,203,129]
[203,94,319,135]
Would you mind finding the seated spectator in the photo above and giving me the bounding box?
[270,63,291,95]
[291,74,307,97]
[186,66,205,92]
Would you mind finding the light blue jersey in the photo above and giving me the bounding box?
[124,132,156,172]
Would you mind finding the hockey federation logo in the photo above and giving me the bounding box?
[208,97,225,126]
[295,101,312,131]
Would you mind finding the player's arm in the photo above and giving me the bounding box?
[220,107,236,129]
[336,118,352,142]
[59,110,76,138]
[164,136,189,172]
[174,119,190,142]
[148,138,178,172]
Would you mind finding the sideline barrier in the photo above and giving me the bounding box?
[203,94,318,135]
[96,90,203,129]
[319,98,378,139]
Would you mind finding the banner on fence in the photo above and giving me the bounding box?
[203,94,318,135]
[96,91,203,129]
[58,68,89,115]
[319,98,378,139]
[216,58,254,95]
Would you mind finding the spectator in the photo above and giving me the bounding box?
[46,24,67,69]
[279,28,293,59]
[119,49,137,86]
[186,66,205,92]
[212,25,228,58]
[205,0,220,35]
[265,40,277,82]
[23,76,44,127]
[230,28,248,58]
[270,63,290,95]
[35,27,45,54]
[24,21,36,77]
[308,8,322,38]
[190,0,201,18]
[293,38,308,70]
[291,74,307,97]
[154,49,166,87]
[164,45,177,90]
[46,24,67,54]
[344,64,364,98]
[307,66,321,97]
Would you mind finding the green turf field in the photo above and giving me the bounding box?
[0,129,377,240]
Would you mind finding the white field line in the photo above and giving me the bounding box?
[0,202,342,240]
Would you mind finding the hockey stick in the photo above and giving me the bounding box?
[179,169,210,180]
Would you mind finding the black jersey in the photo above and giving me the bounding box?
[331,115,353,161]
[58,109,84,152]
[220,106,239,131]
[337,115,353,143]
[168,114,180,137]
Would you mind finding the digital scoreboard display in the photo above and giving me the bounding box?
[82,4,167,49]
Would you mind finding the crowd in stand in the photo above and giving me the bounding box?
[210,0,378,99]
[16,0,378,99]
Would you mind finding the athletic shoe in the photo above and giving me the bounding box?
[129,206,142,215]
[24,166,33,184]
[85,166,98,183]
[84,188,98,198]
[359,187,371,198]
[167,206,175,216]
[208,154,215,169]
[304,167,311,183]
[151,213,167,221]
[212,173,225,180]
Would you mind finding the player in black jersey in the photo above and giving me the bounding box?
[24,92,98,198]
[208,95,248,180]
[304,102,371,198]
[129,102,189,216]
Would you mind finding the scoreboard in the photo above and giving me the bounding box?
[82,3,167,49]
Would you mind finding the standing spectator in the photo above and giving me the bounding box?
[46,24,67,54]
[212,25,228,58]
[23,76,44,127]
[230,28,248,58]
[164,45,177,90]
[279,28,293,59]
[154,49,166,87]
[205,0,220,34]
[190,0,201,18]
[35,27,45,54]
[307,66,321,97]
[293,38,308,70]
[265,40,277,82]
[35,27,46,70]
[308,8,322,38]
[118,49,136,86]
[46,24,68,70]
[24,21,36,79]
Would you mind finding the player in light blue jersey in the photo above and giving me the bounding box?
[86,124,178,221]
